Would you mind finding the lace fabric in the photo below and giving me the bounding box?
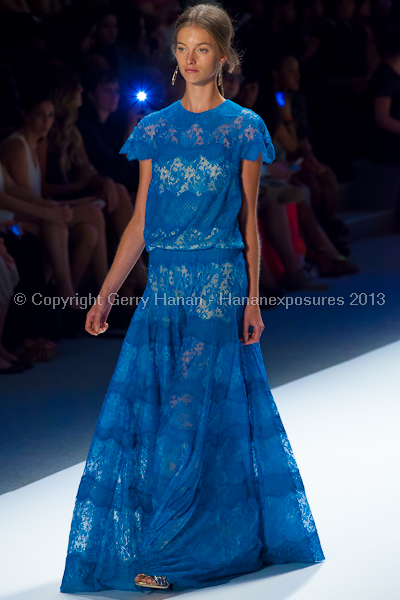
[60,247,324,594]
[119,99,276,251]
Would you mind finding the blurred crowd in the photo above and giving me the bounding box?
[0,0,399,373]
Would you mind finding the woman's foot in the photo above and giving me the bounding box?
[134,573,172,589]
[279,269,330,291]
[318,256,360,277]
[135,574,154,586]
[0,347,34,370]
[0,357,26,374]
[307,246,360,277]
[0,346,20,363]
[19,337,57,362]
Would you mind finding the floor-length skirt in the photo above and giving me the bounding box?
[60,246,324,594]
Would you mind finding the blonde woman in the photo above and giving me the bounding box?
[39,63,147,297]
[60,3,324,594]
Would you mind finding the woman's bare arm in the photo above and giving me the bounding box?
[87,158,152,335]
[0,138,32,190]
[237,154,265,344]
[98,160,150,295]
[374,97,400,135]
[238,154,262,300]
[1,164,52,208]
[274,122,298,154]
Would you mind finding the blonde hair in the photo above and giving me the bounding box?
[171,2,242,97]
[45,65,85,180]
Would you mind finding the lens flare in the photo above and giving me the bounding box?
[137,91,147,101]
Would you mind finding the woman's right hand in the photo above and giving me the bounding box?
[85,294,113,336]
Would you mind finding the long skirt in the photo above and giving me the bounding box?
[60,246,324,593]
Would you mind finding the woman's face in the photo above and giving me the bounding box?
[338,0,356,20]
[237,81,259,109]
[97,14,118,45]
[223,65,244,100]
[358,0,371,17]
[278,56,301,91]
[175,26,226,90]
[23,100,55,138]
[313,0,325,18]
[90,81,120,114]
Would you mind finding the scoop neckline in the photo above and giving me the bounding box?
[178,99,228,115]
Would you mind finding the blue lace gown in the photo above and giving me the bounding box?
[60,99,324,594]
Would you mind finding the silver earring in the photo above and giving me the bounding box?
[218,63,223,88]
[171,65,179,85]
[218,63,224,96]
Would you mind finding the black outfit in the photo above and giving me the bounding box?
[77,102,138,192]
[366,63,400,166]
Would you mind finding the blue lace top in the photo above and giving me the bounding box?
[119,99,275,251]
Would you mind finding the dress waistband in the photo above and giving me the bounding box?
[148,246,243,265]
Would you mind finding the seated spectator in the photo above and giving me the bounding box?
[85,9,123,75]
[236,70,330,291]
[40,63,147,297]
[272,53,350,254]
[0,234,24,373]
[0,163,57,362]
[237,71,360,277]
[367,23,400,167]
[222,65,245,101]
[0,88,106,298]
[77,70,139,193]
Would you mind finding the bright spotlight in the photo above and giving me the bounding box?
[137,91,147,101]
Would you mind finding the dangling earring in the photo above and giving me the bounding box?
[217,63,223,88]
[218,63,224,97]
[171,65,179,85]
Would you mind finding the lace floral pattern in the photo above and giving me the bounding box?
[60,247,324,594]
[120,99,275,251]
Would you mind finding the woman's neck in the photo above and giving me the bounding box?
[17,126,40,150]
[180,83,225,113]
[97,108,111,124]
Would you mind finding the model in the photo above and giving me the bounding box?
[60,2,324,594]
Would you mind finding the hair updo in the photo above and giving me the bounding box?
[170,2,242,97]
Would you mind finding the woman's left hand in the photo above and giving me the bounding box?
[240,303,265,345]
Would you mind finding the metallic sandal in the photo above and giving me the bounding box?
[135,574,173,590]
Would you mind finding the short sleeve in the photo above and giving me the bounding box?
[240,113,276,164]
[119,116,153,161]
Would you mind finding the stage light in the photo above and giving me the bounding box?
[137,91,147,101]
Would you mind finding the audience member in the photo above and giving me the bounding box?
[366,22,400,166]
[0,162,58,362]
[272,54,350,254]
[41,63,147,296]
[86,9,122,75]
[0,88,105,298]
[237,69,332,290]
[77,70,139,192]
[0,234,24,373]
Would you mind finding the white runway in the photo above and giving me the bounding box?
[1,339,399,600]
